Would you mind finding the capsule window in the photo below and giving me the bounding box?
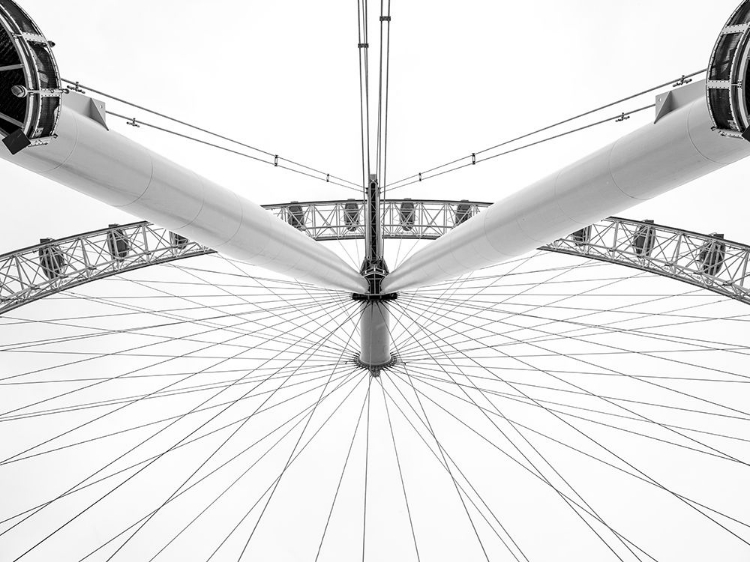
[571,226,591,247]
[170,232,189,250]
[344,200,360,232]
[38,238,66,280]
[710,33,741,81]
[399,200,415,232]
[287,203,305,230]
[106,225,130,261]
[699,234,726,277]
[632,221,656,257]
[454,200,474,226]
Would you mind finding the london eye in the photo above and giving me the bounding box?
[0,1,749,561]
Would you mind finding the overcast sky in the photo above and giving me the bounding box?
[0,2,749,562]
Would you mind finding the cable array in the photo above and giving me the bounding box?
[387,68,707,192]
[62,79,361,193]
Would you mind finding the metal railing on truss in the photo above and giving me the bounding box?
[261,199,492,241]
[0,222,214,315]
[1,203,748,315]
[546,217,750,303]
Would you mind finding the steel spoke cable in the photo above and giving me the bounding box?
[393,253,595,356]
[388,69,705,191]
[402,362,750,430]
[402,296,750,420]
[78,366,366,562]
[103,360,361,560]
[385,364,750,544]
[215,254,359,352]
[401,294,750,379]
[401,364,748,465]
[314,377,370,562]
[361,375,373,562]
[396,298,750,464]
[0,293,349,355]
[387,303,644,561]
[0,289,352,386]
[232,301,365,561]
[0,295,355,427]
[11,298,363,561]
[398,294,750,388]
[379,308,493,562]
[145,369,366,562]
[0,299,358,494]
[375,375,422,562]
[121,275,359,357]
[379,371,543,562]
[0,364,355,469]
[61,79,360,191]
[0,362,354,425]
[392,301,750,547]
[1,368,362,534]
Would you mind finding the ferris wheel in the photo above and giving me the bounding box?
[0,1,749,561]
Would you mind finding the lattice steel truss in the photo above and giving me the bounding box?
[547,216,750,303]
[0,222,213,314]
[262,199,491,240]
[1,202,748,315]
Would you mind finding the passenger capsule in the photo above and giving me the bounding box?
[170,232,189,250]
[699,233,726,276]
[570,226,592,247]
[632,220,656,257]
[287,202,306,230]
[38,238,66,280]
[344,199,360,232]
[399,199,415,232]
[454,200,474,226]
[106,224,130,260]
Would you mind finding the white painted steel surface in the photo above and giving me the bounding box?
[359,302,391,367]
[383,80,750,293]
[0,92,366,293]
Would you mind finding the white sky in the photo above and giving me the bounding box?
[0,1,749,562]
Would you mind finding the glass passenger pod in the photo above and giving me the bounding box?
[344,199,360,232]
[106,224,130,261]
[37,237,65,280]
[454,200,474,226]
[0,0,63,151]
[287,202,306,231]
[570,225,592,247]
[632,220,656,257]
[399,199,415,232]
[169,232,189,253]
[698,233,726,277]
[706,0,750,135]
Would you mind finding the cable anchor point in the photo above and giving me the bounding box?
[615,112,630,123]
[126,117,140,128]
[672,75,693,87]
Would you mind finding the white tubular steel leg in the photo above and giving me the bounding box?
[0,94,366,293]
[383,80,750,293]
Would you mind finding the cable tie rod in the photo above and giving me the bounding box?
[358,43,369,49]
[379,16,391,21]
[274,155,279,166]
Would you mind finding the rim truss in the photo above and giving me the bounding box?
[1,203,748,315]
[548,216,750,304]
[262,199,491,241]
[0,222,214,315]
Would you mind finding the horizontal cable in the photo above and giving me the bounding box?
[388,68,705,190]
[105,111,360,193]
[63,79,361,191]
